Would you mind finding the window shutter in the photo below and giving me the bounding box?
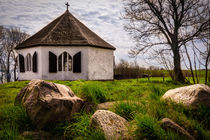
[19,54,25,72]
[58,54,62,71]
[32,52,37,72]
[73,52,81,73]
[63,52,67,71]
[49,51,57,73]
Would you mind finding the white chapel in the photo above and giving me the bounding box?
[15,4,116,81]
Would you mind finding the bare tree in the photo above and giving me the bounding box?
[153,49,174,80]
[115,59,147,79]
[123,0,209,83]
[203,40,210,84]
[183,45,195,83]
[0,26,5,83]
[192,39,210,84]
[0,42,7,83]
[1,27,28,82]
[0,26,3,37]
[197,29,210,84]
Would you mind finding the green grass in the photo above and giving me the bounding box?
[64,113,105,140]
[81,82,108,104]
[0,78,209,139]
[0,105,32,140]
[112,101,146,121]
[135,114,166,139]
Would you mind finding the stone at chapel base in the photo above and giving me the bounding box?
[161,84,210,108]
[90,110,129,140]
[15,79,83,129]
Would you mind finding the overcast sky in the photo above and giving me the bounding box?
[0,0,154,67]
[0,0,208,69]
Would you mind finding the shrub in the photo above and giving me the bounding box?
[113,101,146,121]
[82,83,107,104]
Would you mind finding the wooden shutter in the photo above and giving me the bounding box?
[32,52,37,72]
[58,54,62,71]
[49,51,57,73]
[19,54,25,72]
[63,52,67,71]
[73,52,81,73]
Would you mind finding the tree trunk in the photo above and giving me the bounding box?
[205,53,210,84]
[6,52,11,82]
[184,45,195,84]
[0,69,3,83]
[173,48,185,83]
[14,57,17,81]
[193,48,199,83]
[0,63,6,83]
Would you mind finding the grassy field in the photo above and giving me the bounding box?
[0,78,209,139]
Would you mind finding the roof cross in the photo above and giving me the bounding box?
[65,2,70,11]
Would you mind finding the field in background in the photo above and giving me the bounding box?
[114,66,210,82]
[0,78,209,139]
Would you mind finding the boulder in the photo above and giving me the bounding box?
[97,101,117,110]
[160,118,195,140]
[161,84,210,108]
[15,79,83,129]
[90,110,129,140]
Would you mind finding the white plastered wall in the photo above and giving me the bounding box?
[88,47,114,80]
[16,47,42,80]
[16,46,114,81]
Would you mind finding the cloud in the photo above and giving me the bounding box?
[0,0,150,66]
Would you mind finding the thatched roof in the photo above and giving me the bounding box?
[15,10,115,50]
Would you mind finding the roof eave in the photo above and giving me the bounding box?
[15,44,116,50]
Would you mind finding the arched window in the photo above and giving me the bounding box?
[26,53,31,71]
[73,52,81,73]
[18,54,25,72]
[58,52,72,71]
[32,52,37,72]
[49,51,57,73]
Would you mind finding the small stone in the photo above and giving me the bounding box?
[160,118,195,140]
[90,110,130,140]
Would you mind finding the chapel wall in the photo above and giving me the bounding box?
[16,47,42,80]
[88,47,114,80]
[16,46,114,81]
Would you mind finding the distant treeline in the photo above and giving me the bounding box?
[114,59,165,80]
[114,59,210,81]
